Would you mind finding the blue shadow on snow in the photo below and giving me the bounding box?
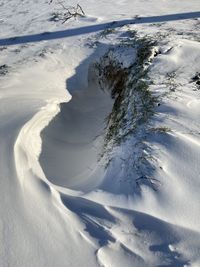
[0,11,200,46]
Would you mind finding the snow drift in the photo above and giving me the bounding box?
[1,0,200,266]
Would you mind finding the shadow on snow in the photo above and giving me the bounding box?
[0,11,200,46]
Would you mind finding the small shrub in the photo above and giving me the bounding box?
[49,1,85,23]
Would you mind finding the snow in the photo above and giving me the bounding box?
[0,0,200,266]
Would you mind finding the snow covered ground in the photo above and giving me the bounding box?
[0,0,200,266]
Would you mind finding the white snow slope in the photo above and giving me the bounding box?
[0,0,200,266]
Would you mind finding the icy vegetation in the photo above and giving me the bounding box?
[0,0,200,266]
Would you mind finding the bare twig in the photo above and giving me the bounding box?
[77,4,85,15]
[49,0,85,23]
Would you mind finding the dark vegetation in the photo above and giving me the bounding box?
[95,31,157,150]
[49,0,85,23]
[0,64,9,76]
[192,72,200,89]
[92,30,162,191]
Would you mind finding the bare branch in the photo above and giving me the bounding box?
[77,4,85,15]
[49,1,85,23]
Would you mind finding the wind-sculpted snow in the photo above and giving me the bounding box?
[1,0,200,266]
[39,64,113,191]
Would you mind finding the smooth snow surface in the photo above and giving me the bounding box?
[0,0,200,266]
